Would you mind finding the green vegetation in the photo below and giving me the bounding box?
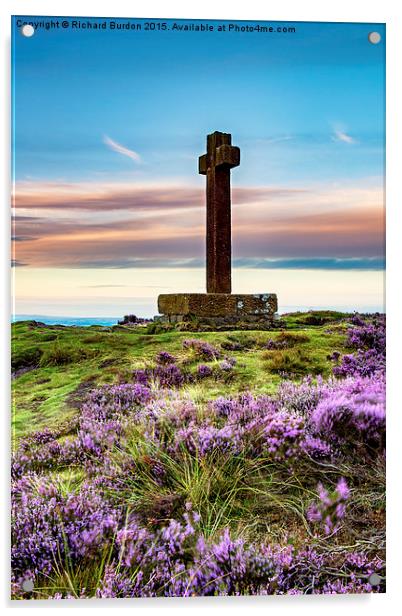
[11,311,347,445]
[11,311,386,597]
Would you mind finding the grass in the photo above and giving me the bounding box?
[100,424,383,549]
[11,311,348,444]
[109,437,255,537]
[262,348,327,377]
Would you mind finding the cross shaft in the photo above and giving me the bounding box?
[199,131,240,294]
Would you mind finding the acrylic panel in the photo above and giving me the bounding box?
[11,15,385,599]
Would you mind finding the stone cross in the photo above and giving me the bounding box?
[199,131,240,294]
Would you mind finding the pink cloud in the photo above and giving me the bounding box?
[12,179,384,268]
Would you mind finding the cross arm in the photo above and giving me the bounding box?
[198,154,207,175]
[198,131,240,176]
[215,144,240,169]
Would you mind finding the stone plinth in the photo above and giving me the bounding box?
[157,293,278,329]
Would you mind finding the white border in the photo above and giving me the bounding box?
[1,1,401,613]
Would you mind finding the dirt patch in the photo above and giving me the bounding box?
[12,365,38,380]
[66,377,98,409]
[98,358,118,368]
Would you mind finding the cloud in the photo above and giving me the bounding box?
[13,181,308,215]
[69,257,385,271]
[103,135,141,163]
[12,206,384,268]
[12,179,384,269]
[255,135,293,145]
[11,259,29,267]
[11,254,384,271]
[332,127,357,145]
[12,215,44,222]
[80,284,130,288]
[72,258,204,269]
[233,257,385,271]
[11,236,38,242]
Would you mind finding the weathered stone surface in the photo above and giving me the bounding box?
[199,131,240,294]
[215,144,240,169]
[156,313,281,332]
[158,293,277,318]
[154,130,279,332]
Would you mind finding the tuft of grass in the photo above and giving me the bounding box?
[143,322,174,335]
[39,342,98,367]
[105,428,325,541]
[81,334,105,344]
[105,431,255,537]
[282,310,350,329]
[12,346,43,371]
[275,331,310,347]
[29,468,85,498]
[28,534,118,599]
[263,347,326,377]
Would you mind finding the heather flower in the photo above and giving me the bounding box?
[307,478,350,535]
[336,477,350,500]
[333,349,385,377]
[12,382,153,476]
[347,316,385,354]
[277,376,324,418]
[183,338,221,360]
[310,374,385,450]
[155,351,176,365]
[174,423,242,457]
[332,314,385,378]
[212,396,239,418]
[132,368,149,385]
[134,364,187,388]
[96,565,140,598]
[153,364,186,388]
[12,483,384,597]
[219,359,234,371]
[300,435,332,459]
[11,482,120,579]
[245,409,305,460]
[196,364,213,378]
[218,356,237,371]
[264,338,287,350]
[350,313,366,327]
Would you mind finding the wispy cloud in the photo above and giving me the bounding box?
[332,126,357,145]
[103,135,141,163]
[80,284,130,288]
[11,236,38,242]
[233,257,385,271]
[12,181,306,212]
[12,179,384,269]
[11,259,28,267]
[255,135,294,145]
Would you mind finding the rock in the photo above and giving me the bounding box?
[157,293,278,331]
[158,293,277,318]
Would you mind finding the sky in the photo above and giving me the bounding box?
[12,17,385,317]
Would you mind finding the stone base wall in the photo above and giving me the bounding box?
[156,293,278,331]
[156,313,279,331]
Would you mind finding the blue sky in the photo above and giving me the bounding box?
[13,18,385,184]
[12,17,386,315]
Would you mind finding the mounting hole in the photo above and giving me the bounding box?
[368,31,381,45]
[21,24,35,37]
[21,579,34,592]
[368,573,382,586]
